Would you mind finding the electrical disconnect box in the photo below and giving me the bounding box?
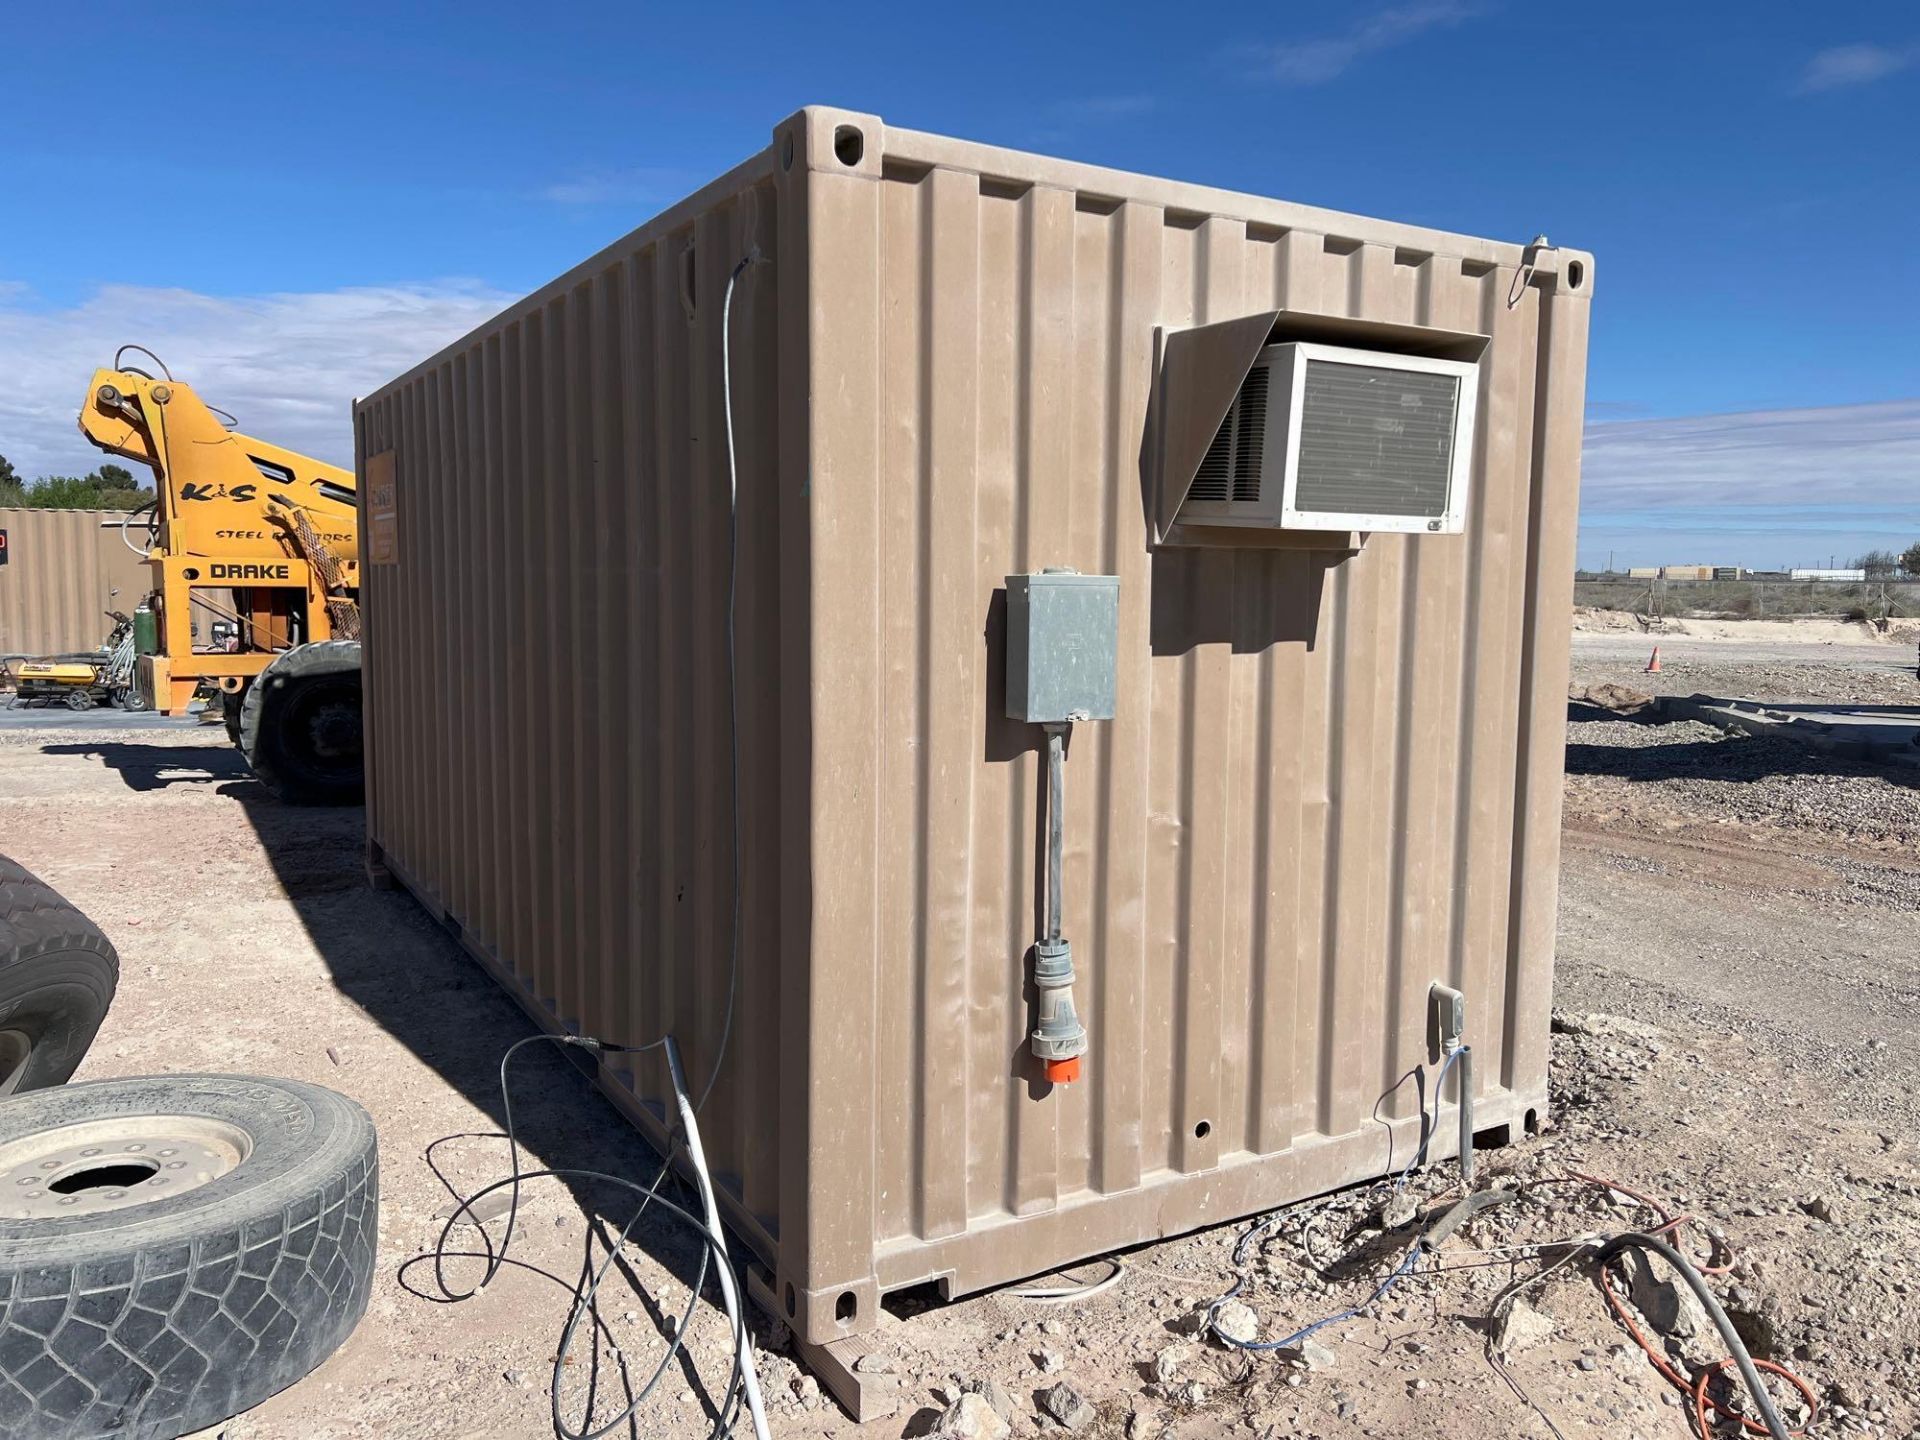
[1005,571,1120,724]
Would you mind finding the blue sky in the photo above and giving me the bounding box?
[2,1,1915,568]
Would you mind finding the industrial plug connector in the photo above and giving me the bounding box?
[1031,939,1087,1084]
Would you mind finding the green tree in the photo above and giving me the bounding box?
[1901,541,1920,578]
[10,472,156,511]
[0,453,21,507]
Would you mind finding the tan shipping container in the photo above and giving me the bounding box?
[0,508,150,658]
[356,107,1592,1347]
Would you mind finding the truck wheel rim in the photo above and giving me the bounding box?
[0,1030,28,1097]
[0,1115,251,1219]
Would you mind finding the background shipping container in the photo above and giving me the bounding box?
[0,508,151,658]
[355,107,1592,1346]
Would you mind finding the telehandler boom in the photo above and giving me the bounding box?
[78,347,364,803]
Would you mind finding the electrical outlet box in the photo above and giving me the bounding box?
[1005,571,1120,724]
[1428,983,1466,1061]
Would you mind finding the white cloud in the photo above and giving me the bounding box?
[1583,399,1920,511]
[1798,41,1918,93]
[1579,399,1920,567]
[1251,3,1483,86]
[0,281,515,480]
[541,167,687,207]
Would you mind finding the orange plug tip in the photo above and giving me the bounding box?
[1045,1057,1082,1084]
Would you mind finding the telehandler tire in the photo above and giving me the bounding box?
[239,641,364,806]
[0,1074,378,1440]
[221,685,246,748]
[0,856,118,1098]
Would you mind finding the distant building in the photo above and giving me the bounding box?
[1790,567,1867,581]
[1627,566,1659,578]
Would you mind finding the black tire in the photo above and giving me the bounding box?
[0,1074,379,1439]
[220,687,245,749]
[239,642,363,806]
[0,857,118,1098]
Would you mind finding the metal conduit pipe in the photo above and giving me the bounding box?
[1046,724,1065,947]
[1455,1044,1475,1186]
[1031,723,1087,1084]
[1430,983,1474,1185]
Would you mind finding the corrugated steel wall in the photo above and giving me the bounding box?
[354,151,793,1268]
[357,107,1590,1345]
[0,509,150,657]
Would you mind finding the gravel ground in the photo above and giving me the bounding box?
[1,622,1916,1439]
[1565,710,1920,852]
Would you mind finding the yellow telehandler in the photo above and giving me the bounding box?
[77,347,364,802]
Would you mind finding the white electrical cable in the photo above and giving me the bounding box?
[665,1036,770,1440]
[1005,1259,1128,1304]
[697,251,755,1114]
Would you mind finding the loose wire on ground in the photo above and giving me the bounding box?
[1004,1259,1128,1304]
[424,1032,762,1440]
[1205,1047,1465,1353]
[1484,1240,1592,1440]
[1593,1231,1809,1440]
[1197,1111,1816,1440]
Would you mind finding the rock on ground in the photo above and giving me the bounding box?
[1626,1249,1711,1342]
[1037,1380,1096,1431]
[959,1377,1018,1424]
[1210,1300,1259,1345]
[931,1392,1010,1440]
[1495,1298,1556,1359]
[1279,1337,1337,1371]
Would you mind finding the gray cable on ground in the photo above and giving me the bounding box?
[1596,1232,1792,1440]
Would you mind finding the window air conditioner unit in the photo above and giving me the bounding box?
[1175,341,1479,535]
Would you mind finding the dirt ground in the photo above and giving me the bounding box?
[3,617,1918,1439]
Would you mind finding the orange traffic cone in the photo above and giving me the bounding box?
[1645,646,1661,673]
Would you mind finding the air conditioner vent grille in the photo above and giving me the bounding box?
[1190,363,1271,505]
[1191,413,1234,503]
[1231,366,1268,502]
[1293,360,1460,520]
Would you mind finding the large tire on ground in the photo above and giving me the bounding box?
[221,686,246,748]
[0,857,118,1099]
[239,641,363,806]
[0,1075,379,1439]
